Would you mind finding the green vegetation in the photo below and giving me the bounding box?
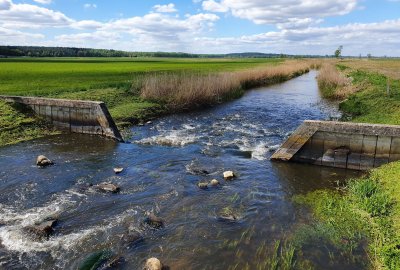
[293,162,400,269]
[0,101,58,146]
[339,69,400,124]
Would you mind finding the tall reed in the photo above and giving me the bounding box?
[140,61,311,111]
[317,64,353,99]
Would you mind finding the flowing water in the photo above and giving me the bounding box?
[0,71,364,269]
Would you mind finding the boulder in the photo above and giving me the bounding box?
[223,171,235,180]
[145,213,164,229]
[197,182,208,189]
[218,207,240,222]
[25,219,57,240]
[113,167,124,174]
[36,155,53,167]
[96,182,120,193]
[144,258,162,270]
[210,179,220,186]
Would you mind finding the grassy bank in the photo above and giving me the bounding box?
[0,100,58,146]
[293,162,400,269]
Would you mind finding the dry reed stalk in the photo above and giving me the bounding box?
[140,60,313,110]
[317,64,353,99]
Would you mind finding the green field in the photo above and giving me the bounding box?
[0,57,281,96]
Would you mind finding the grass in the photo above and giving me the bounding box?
[316,63,353,99]
[293,162,400,269]
[0,57,282,96]
[0,100,58,146]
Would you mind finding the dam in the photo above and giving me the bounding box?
[0,95,123,142]
[271,120,400,170]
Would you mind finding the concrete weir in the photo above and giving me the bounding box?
[0,95,123,142]
[271,120,400,170]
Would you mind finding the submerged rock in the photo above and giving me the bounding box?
[218,207,241,222]
[25,219,57,240]
[113,167,124,174]
[197,182,209,189]
[36,155,54,167]
[210,179,220,186]
[96,182,120,193]
[144,213,164,229]
[78,250,114,270]
[144,258,162,270]
[223,171,235,180]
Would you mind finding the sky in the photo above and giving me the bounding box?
[0,0,400,56]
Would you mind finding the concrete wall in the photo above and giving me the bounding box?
[271,120,400,170]
[0,95,123,142]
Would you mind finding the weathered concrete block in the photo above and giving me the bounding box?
[374,136,391,167]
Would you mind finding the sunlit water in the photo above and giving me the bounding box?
[0,71,364,269]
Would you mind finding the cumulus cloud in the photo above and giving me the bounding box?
[153,3,177,13]
[0,0,72,28]
[202,0,358,27]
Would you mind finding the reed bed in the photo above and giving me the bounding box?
[317,64,353,99]
[140,61,311,111]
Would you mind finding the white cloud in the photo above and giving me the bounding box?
[0,0,72,28]
[152,3,177,13]
[202,0,358,27]
[33,0,52,4]
[84,3,97,9]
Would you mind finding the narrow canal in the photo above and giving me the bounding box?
[0,71,363,269]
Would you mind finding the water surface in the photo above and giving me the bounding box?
[0,71,363,269]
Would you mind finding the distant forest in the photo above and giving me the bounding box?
[0,46,310,58]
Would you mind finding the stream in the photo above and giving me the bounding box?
[0,71,364,269]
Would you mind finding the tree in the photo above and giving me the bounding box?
[334,45,343,58]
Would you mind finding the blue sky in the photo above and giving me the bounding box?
[0,0,399,56]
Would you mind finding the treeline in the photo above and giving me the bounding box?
[0,46,288,58]
[0,45,328,58]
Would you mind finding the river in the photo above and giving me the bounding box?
[0,71,363,269]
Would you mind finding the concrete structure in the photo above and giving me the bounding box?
[0,95,123,142]
[271,120,400,170]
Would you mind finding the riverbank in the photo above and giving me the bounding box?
[0,58,314,147]
[297,59,400,269]
[0,100,58,146]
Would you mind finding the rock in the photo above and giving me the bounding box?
[197,182,208,189]
[36,155,53,167]
[146,121,153,125]
[96,182,120,193]
[144,258,162,270]
[223,171,235,180]
[145,213,164,229]
[113,167,124,174]
[78,250,113,270]
[218,207,240,222]
[25,219,57,240]
[210,179,220,186]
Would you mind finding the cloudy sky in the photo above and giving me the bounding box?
[1,0,400,56]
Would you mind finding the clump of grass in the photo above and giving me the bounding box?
[317,64,353,99]
[140,61,311,111]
